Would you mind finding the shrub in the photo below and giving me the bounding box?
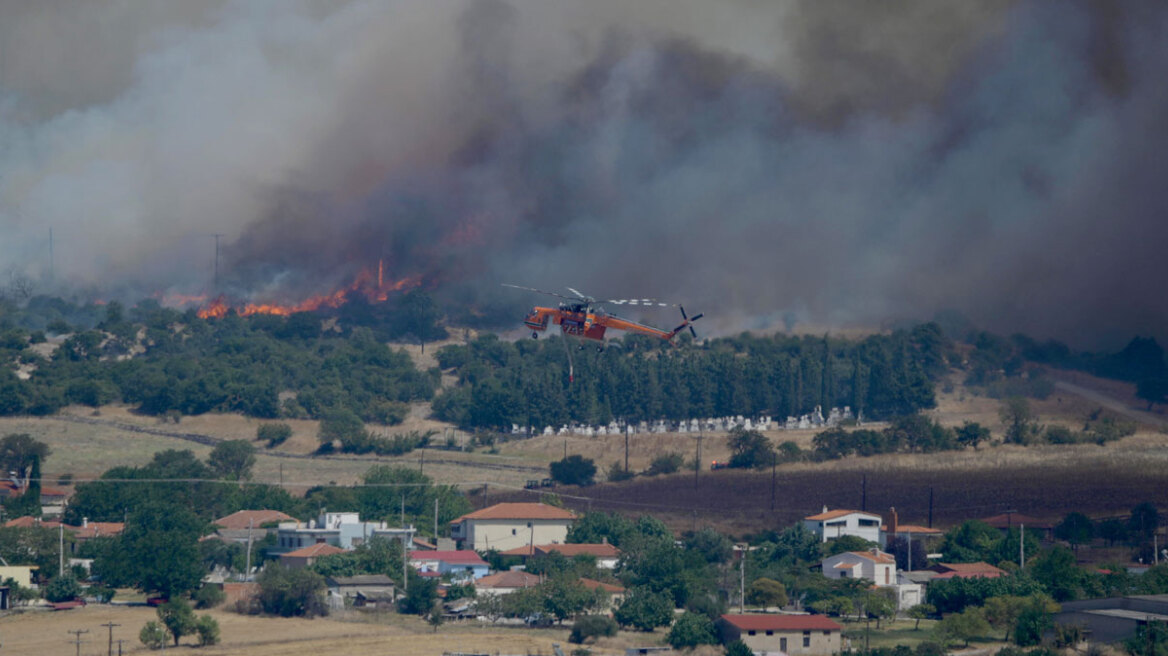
[194,584,226,609]
[140,621,167,650]
[195,615,221,646]
[550,455,597,486]
[570,615,618,644]
[44,574,82,602]
[257,423,293,447]
[668,611,718,649]
[645,452,684,476]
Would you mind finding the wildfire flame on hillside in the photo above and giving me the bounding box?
[159,261,422,319]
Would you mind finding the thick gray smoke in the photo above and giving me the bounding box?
[1,0,1166,348]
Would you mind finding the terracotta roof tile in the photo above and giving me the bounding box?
[721,614,842,631]
[452,503,576,523]
[4,516,63,529]
[847,550,896,564]
[477,571,542,589]
[282,543,346,558]
[72,522,124,539]
[805,509,880,521]
[409,550,488,566]
[214,510,295,530]
[579,577,625,593]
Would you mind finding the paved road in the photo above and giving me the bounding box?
[1053,379,1168,428]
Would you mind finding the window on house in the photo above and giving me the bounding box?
[766,630,773,636]
[748,630,756,636]
[803,636,811,648]
[885,568,890,584]
[527,522,533,528]
[858,519,879,527]
[839,571,848,578]
[512,529,517,535]
[781,638,787,651]
[823,631,831,635]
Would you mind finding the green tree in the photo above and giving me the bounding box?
[571,614,619,644]
[1014,595,1059,646]
[725,639,754,656]
[668,611,718,649]
[542,577,596,623]
[0,433,50,488]
[43,574,82,602]
[999,397,1039,445]
[157,598,197,646]
[1054,512,1095,552]
[908,603,935,630]
[399,570,439,615]
[140,621,167,650]
[939,520,1002,563]
[614,587,674,631]
[318,408,367,451]
[956,422,991,450]
[936,607,990,647]
[983,595,1027,641]
[208,439,257,480]
[195,614,221,646]
[1029,547,1086,602]
[745,577,788,608]
[115,502,206,596]
[646,452,685,476]
[728,428,774,469]
[550,455,597,487]
[257,563,327,617]
[1129,502,1161,542]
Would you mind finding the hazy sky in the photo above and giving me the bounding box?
[1,0,1165,348]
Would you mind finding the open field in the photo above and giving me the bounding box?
[0,604,659,656]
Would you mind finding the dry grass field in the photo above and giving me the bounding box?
[0,603,654,656]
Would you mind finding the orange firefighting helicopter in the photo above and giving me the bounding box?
[504,284,703,382]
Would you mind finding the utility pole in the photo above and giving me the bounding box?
[907,531,913,572]
[59,521,64,577]
[739,546,746,613]
[245,518,254,581]
[927,487,934,528]
[68,629,89,656]
[770,453,777,512]
[1020,524,1025,568]
[49,227,54,281]
[434,498,439,542]
[625,424,630,474]
[861,473,867,512]
[116,638,126,656]
[100,621,121,656]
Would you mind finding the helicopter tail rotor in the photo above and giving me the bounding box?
[670,306,704,340]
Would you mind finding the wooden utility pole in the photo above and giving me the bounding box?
[67,629,89,656]
[101,621,121,656]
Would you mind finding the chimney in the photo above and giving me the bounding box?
[82,517,89,528]
[889,507,898,537]
[822,504,828,514]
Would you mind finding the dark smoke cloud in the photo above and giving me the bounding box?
[2,0,1166,348]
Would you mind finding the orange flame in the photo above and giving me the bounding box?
[153,265,421,319]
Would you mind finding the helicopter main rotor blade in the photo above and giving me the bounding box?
[565,287,596,303]
[606,298,677,307]
[502,283,576,301]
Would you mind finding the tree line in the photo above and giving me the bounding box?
[431,323,949,430]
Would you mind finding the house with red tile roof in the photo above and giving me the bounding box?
[718,613,843,655]
[4,516,63,530]
[409,550,489,580]
[804,507,882,544]
[475,570,543,596]
[879,507,943,549]
[215,510,296,530]
[279,543,346,569]
[930,562,1007,579]
[450,503,576,551]
[981,513,1054,540]
[499,542,621,568]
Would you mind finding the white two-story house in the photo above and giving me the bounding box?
[450,502,576,552]
[822,548,923,610]
[804,507,882,543]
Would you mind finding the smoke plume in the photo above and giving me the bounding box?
[2,0,1166,348]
